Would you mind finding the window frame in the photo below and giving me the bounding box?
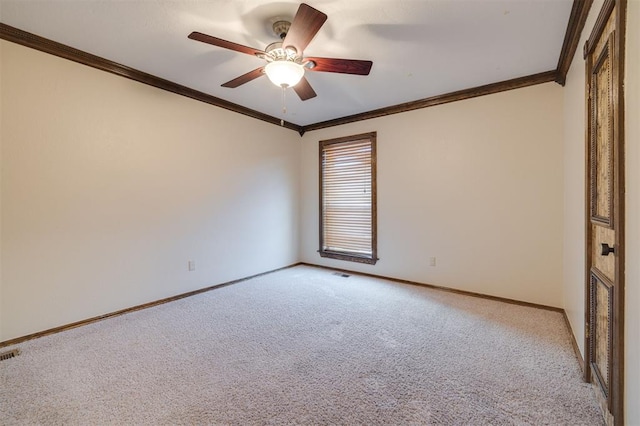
[318,131,378,265]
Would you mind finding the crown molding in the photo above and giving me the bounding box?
[3,15,576,136]
[0,23,304,134]
[556,0,594,85]
[300,70,557,133]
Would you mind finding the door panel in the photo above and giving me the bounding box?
[588,24,617,420]
[584,1,625,425]
[590,33,614,227]
[590,269,613,397]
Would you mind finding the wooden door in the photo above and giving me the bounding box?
[584,1,626,424]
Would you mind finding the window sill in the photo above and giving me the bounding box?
[319,250,378,265]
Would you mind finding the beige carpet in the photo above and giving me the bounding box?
[0,265,602,425]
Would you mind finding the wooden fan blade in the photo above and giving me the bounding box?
[305,57,373,75]
[221,67,265,88]
[282,3,327,55]
[188,32,265,57]
[293,76,317,101]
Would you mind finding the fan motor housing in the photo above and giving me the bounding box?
[265,41,300,63]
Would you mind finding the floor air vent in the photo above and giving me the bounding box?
[333,272,350,278]
[0,349,20,361]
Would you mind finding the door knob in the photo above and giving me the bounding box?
[601,243,615,256]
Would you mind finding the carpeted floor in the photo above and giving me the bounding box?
[0,265,602,425]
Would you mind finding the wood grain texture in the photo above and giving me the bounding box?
[590,270,614,396]
[610,2,627,422]
[583,45,594,386]
[282,3,327,55]
[221,67,265,88]
[593,227,616,280]
[306,57,372,75]
[188,32,265,57]
[611,0,637,424]
[556,0,594,85]
[293,76,317,100]
[595,275,611,388]
[0,23,303,134]
[590,35,614,225]
[585,0,616,57]
[588,19,617,419]
[584,2,626,423]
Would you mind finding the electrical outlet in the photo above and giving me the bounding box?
[429,257,436,267]
[188,260,195,271]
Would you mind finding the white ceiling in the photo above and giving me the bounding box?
[0,0,573,126]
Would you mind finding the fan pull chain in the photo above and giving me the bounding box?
[280,86,287,126]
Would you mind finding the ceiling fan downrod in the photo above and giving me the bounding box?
[272,20,291,40]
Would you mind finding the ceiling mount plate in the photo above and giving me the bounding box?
[272,20,291,39]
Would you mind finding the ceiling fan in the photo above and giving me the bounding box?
[188,3,373,101]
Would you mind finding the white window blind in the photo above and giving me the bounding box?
[320,133,377,264]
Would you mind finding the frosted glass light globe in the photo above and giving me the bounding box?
[265,60,304,88]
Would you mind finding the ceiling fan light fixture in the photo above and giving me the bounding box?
[265,60,304,88]
[189,3,370,101]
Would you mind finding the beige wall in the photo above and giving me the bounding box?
[299,83,565,307]
[563,1,639,423]
[562,0,605,359]
[624,1,639,423]
[0,41,301,341]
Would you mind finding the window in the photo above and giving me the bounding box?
[319,132,377,264]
